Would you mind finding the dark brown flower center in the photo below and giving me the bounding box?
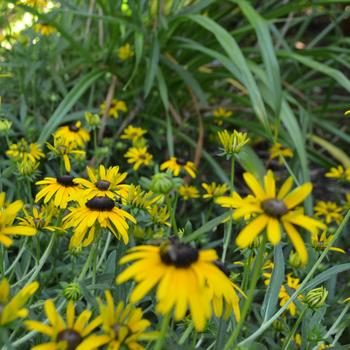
[160,240,199,268]
[261,198,288,218]
[95,180,110,190]
[177,158,186,166]
[57,175,77,187]
[86,196,114,211]
[213,260,230,277]
[69,124,80,132]
[56,329,82,350]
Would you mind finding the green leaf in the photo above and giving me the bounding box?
[184,212,229,243]
[261,244,285,322]
[236,146,266,181]
[38,69,104,144]
[187,14,268,129]
[144,36,160,97]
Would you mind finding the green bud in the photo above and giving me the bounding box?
[0,118,12,134]
[288,250,302,268]
[272,320,284,332]
[150,172,175,194]
[63,282,81,301]
[304,286,328,309]
[84,112,100,128]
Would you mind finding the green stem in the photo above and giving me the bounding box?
[178,322,193,345]
[154,313,171,350]
[281,307,307,350]
[223,235,267,350]
[168,194,178,235]
[78,232,100,281]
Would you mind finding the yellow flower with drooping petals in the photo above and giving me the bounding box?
[213,107,233,126]
[34,23,56,35]
[120,125,147,144]
[54,121,90,148]
[202,182,229,199]
[311,230,345,254]
[231,171,325,265]
[0,278,39,326]
[160,157,197,178]
[314,201,343,225]
[269,143,294,164]
[100,99,127,119]
[6,139,44,163]
[325,165,350,182]
[178,185,199,200]
[124,147,153,170]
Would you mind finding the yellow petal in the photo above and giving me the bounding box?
[266,218,281,245]
[236,215,268,248]
[243,173,266,199]
[283,221,308,265]
[283,183,312,209]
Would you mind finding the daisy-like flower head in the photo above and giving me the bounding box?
[311,229,345,254]
[6,138,44,163]
[160,157,197,178]
[232,170,325,265]
[124,147,153,170]
[213,107,233,126]
[202,182,229,200]
[217,130,249,157]
[74,165,129,201]
[34,23,56,35]
[118,43,134,61]
[116,239,241,331]
[0,278,39,326]
[120,125,147,144]
[54,121,90,148]
[314,201,343,225]
[46,136,86,173]
[25,300,103,350]
[63,196,136,248]
[94,290,157,349]
[178,185,199,201]
[269,143,294,164]
[0,192,37,247]
[35,175,82,209]
[100,99,127,119]
[325,165,350,182]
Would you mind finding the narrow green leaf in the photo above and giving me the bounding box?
[144,36,160,97]
[236,145,266,181]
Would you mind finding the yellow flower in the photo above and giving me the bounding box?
[74,165,129,201]
[25,300,103,350]
[46,136,86,173]
[34,23,56,35]
[269,143,294,164]
[311,230,345,254]
[100,99,127,119]
[63,196,136,248]
[94,290,157,349]
[314,201,343,224]
[6,138,44,163]
[294,333,302,347]
[0,193,37,247]
[124,147,153,170]
[231,171,325,265]
[54,121,90,148]
[116,240,241,331]
[160,157,197,178]
[147,205,170,226]
[35,176,82,209]
[202,182,229,199]
[325,165,350,182]
[213,107,233,126]
[120,125,147,144]
[217,130,249,156]
[122,185,163,210]
[344,109,350,116]
[21,0,48,7]
[17,158,40,176]
[17,203,62,232]
[0,278,39,326]
[178,185,199,200]
[118,43,134,61]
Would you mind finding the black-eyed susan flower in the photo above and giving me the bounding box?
[213,107,233,126]
[6,138,44,163]
[231,171,325,265]
[35,175,82,209]
[120,125,147,144]
[93,290,157,349]
[74,165,129,201]
[100,99,127,119]
[178,185,199,200]
[54,121,90,148]
[116,239,241,331]
[118,43,134,61]
[25,300,103,350]
[34,23,56,35]
[325,165,350,182]
[202,182,229,200]
[0,193,37,247]
[269,143,294,164]
[314,201,343,224]
[160,157,197,178]
[311,230,345,254]
[124,147,153,170]
[63,196,136,248]
[0,278,39,326]
[46,136,86,173]
[217,130,249,157]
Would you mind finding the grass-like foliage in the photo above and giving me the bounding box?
[0,0,350,349]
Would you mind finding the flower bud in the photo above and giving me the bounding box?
[150,172,176,194]
[84,112,100,128]
[63,282,81,301]
[304,286,328,309]
[288,250,302,268]
[0,118,12,134]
